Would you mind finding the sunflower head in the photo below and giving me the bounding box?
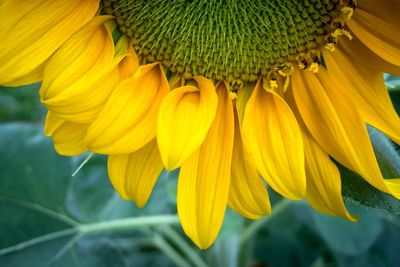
[103,0,354,85]
[1,0,400,250]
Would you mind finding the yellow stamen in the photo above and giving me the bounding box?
[309,62,319,74]
[325,43,336,52]
[229,91,238,100]
[341,7,354,20]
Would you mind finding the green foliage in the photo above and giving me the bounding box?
[0,123,180,267]
[1,76,400,267]
[340,128,400,215]
[0,84,44,122]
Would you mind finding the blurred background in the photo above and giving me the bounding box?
[1,76,400,267]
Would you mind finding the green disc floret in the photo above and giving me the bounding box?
[103,0,344,83]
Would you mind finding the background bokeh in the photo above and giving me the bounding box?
[1,76,400,267]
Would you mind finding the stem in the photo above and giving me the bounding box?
[161,226,208,267]
[239,199,291,246]
[238,234,253,267]
[152,234,192,267]
[0,228,76,256]
[72,152,94,177]
[0,196,79,226]
[78,215,180,236]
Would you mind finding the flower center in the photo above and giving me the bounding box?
[103,0,349,83]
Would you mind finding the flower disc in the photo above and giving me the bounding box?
[104,0,343,82]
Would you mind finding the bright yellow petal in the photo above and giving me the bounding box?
[323,48,400,144]
[302,128,356,221]
[347,9,400,66]
[157,76,217,170]
[1,63,44,87]
[42,36,137,124]
[177,83,234,249]
[0,0,99,85]
[241,80,306,200]
[115,37,139,80]
[44,112,63,136]
[40,16,114,100]
[108,140,163,207]
[40,16,120,124]
[44,112,87,156]
[228,109,271,220]
[338,37,400,76]
[235,83,254,127]
[86,64,169,154]
[292,69,400,199]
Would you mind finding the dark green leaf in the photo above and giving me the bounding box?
[389,86,400,115]
[310,208,383,256]
[341,128,400,215]
[0,123,180,267]
[0,84,44,122]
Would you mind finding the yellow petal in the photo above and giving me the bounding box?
[347,9,400,66]
[115,37,139,80]
[358,0,400,29]
[241,80,306,200]
[44,112,64,136]
[302,128,356,221]
[0,0,99,85]
[177,83,234,249]
[86,64,169,154]
[157,76,217,170]
[44,112,87,156]
[292,69,400,199]
[169,75,183,90]
[228,109,271,220]
[338,37,400,76]
[323,48,400,144]
[1,63,44,87]
[235,83,254,127]
[41,36,137,124]
[108,139,163,207]
[40,16,119,124]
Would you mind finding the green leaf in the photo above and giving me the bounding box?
[328,219,400,267]
[385,74,400,89]
[341,127,400,215]
[0,95,18,117]
[389,87,400,115]
[251,202,322,267]
[67,156,175,222]
[0,84,44,122]
[0,123,182,267]
[310,208,383,256]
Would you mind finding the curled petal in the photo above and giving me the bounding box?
[242,80,306,200]
[44,112,87,156]
[108,140,163,207]
[85,64,169,154]
[178,83,234,249]
[40,17,125,124]
[157,76,218,170]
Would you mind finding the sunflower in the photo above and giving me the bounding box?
[1,0,400,249]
